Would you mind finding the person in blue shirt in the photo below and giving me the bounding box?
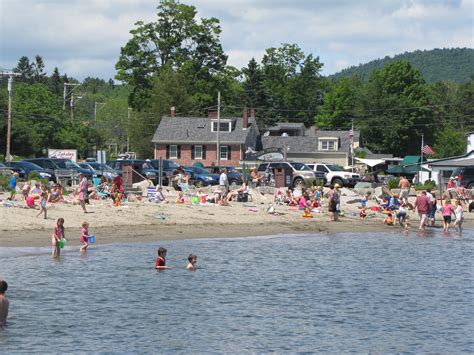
[8,172,18,200]
[388,194,401,210]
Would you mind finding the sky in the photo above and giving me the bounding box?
[0,0,473,81]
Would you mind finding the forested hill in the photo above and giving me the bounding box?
[330,48,474,83]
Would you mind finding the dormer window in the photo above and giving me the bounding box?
[211,119,232,132]
[318,137,338,151]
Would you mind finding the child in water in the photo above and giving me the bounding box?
[80,222,90,253]
[155,247,172,270]
[186,254,197,270]
[52,218,65,257]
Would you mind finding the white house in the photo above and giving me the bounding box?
[467,131,474,153]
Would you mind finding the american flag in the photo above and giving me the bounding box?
[421,144,435,155]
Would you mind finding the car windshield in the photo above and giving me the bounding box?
[20,162,43,169]
[326,164,345,171]
[191,167,208,174]
[290,162,311,171]
[56,160,82,169]
[0,163,6,167]
[451,168,463,177]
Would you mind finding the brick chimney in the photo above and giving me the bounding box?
[208,110,218,118]
[242,107,248,130]
[170,106,176,118]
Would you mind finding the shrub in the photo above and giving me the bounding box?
[387,177,400,190]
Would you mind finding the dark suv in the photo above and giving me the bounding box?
[451,166,474,189]
[23,158,93,179]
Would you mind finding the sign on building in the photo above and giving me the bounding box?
[48,149,78,162]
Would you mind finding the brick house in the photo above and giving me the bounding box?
[152,108,260,167]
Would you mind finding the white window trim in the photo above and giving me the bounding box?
[194,145,203,160]
[211,119,232,132]
[318,137,338,151]
[220,146,228,160]
[169,145,178,159]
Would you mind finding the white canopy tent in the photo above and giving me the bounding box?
[354,158,386,167]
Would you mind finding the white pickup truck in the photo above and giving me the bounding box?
[306,163,360,187]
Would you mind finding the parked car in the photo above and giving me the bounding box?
[79,162,118,181]
[3,161,54,180]
[150,159,195,185]
[204,166,248,187]
[0,163,13,176]
[107,159,163,184]
[451,166,474,189]
[23,158,94,179]
[257,161,320,188]
[307,163,360,187]
[184,166,220,187]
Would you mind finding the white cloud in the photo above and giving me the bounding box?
[0,0,472,79]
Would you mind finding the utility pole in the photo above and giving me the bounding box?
[63,82,80,110]
[1,71,20,162]
[127,108,131,152]
[94,102,105,126]
[216,91,221,166]
[70,94,83,121]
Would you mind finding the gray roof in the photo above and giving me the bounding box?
[429,157,474,167]
[261,130,360,153]
[267,122,305,131]
[152,116,259,144]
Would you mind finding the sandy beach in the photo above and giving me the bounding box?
[1,187,472,247]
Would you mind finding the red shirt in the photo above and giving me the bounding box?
[415,195,430,213]
[155,257,165,268]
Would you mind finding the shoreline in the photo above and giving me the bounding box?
[1,189,472,248]
[1,219,471,248]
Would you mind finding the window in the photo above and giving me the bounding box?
[211,120,231,132]
[318,138,338,151]
[194,145,203,159]
[169,145,178,159]
[220,146,228,160]
[316,165,328,173]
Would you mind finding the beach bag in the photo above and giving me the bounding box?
[237,192,248,202]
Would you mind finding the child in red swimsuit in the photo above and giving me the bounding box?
[155,247,172,270]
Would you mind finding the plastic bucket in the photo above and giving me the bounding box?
[89,235,95,244]
[59,239,66,249]
[191,196,198,204]
[201,196,206,204]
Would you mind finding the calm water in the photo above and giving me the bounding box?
[0,229,473,353]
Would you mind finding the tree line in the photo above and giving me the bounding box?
[1,0,473,160]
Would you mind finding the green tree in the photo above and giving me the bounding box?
[49,67,62,96]
[32,55,46,83]
[242,58,266,110]
[433,123,466,158]
[358,61,434,156]
[115,0,227,109]
[316,76,363,129]
[14,56,33,82]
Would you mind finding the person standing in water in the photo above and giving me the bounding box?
[186,254,197,270]
[52,218,66,257]
[0,280,9,327]
[155,247,172,270]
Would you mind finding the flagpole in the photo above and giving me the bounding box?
[420,133,424,184]
[351,119,354,173]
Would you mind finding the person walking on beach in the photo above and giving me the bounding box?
[398,176,411,204]
[80,222,90,253]
[219,168,229,194]
[52,218,66,257]
[414,191,430,231]
[155,247,172,270]
[8,172,18,200]
[77,173,88,213]
[36,190,48,219]
[0,280,9,327]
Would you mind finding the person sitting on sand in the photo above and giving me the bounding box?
[384,211,394,225]
[30,182,42,200]
[22,181,31,200]
[175,191,185,204]
[250,168,263,187]
[155,247,172,270]
[153,186,169,203]
[360,191,371,208]
[48,184,63,203]
[226,177,247,203]
[388,194,401,210]
[186,254,197,270]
